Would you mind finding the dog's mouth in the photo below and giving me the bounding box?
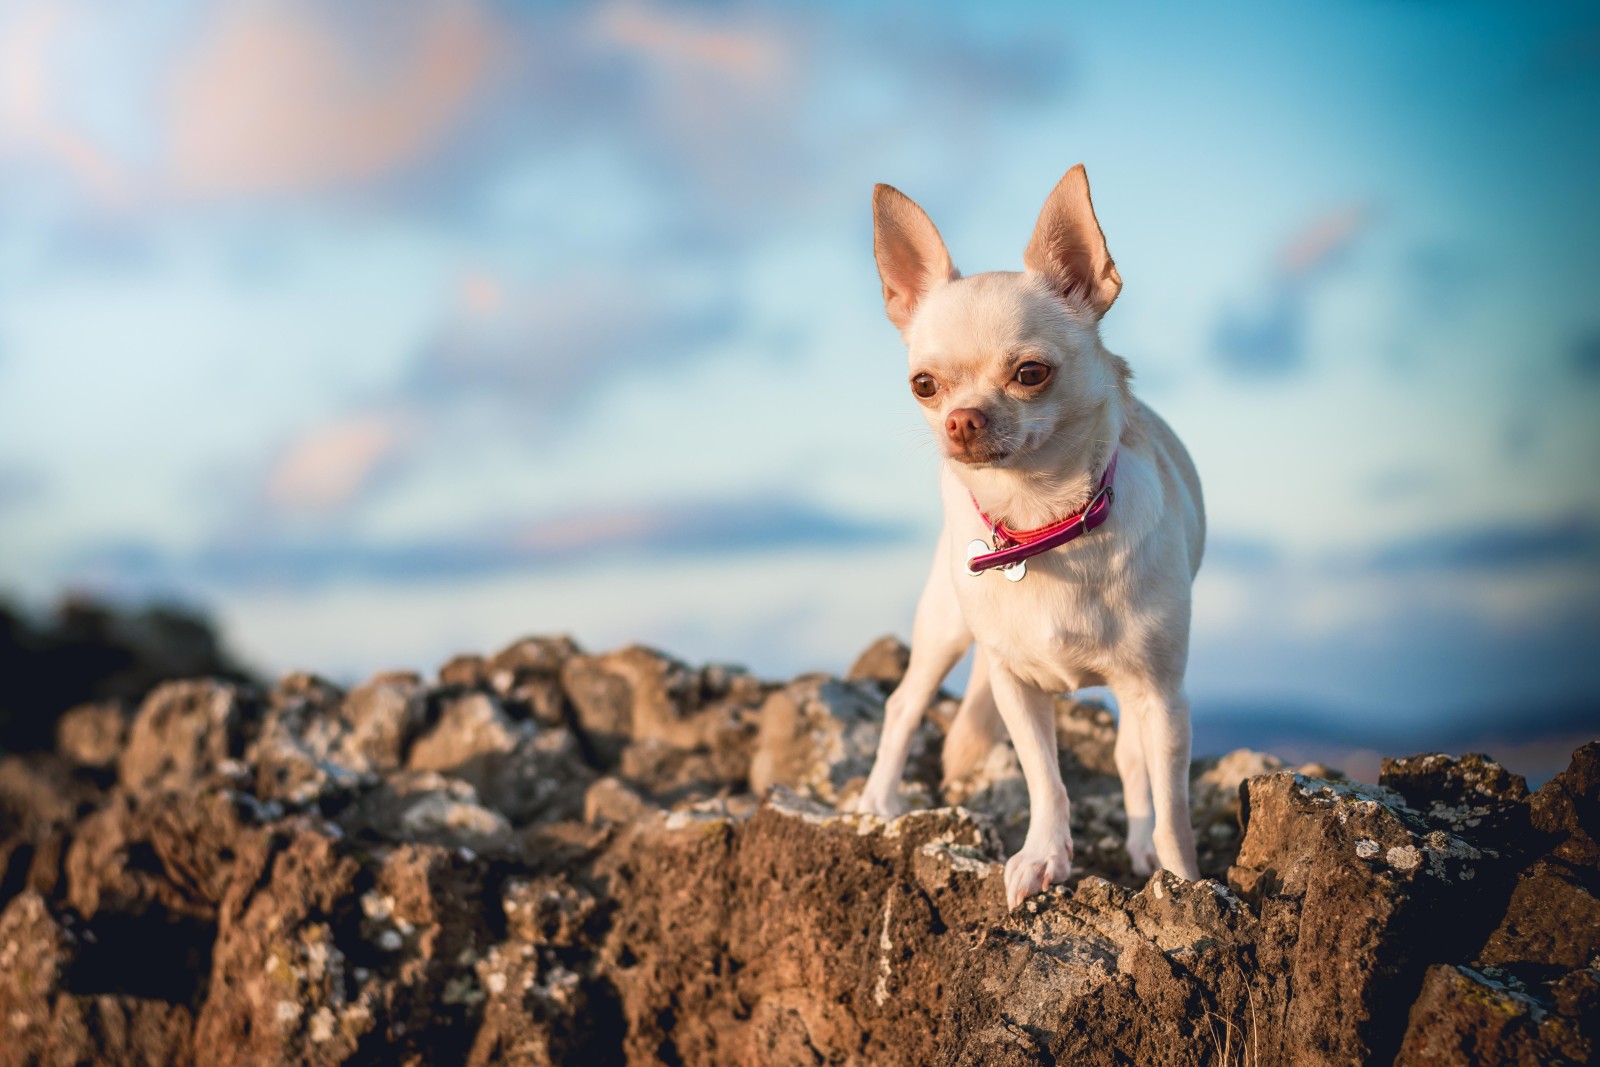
[947,446,1012,467]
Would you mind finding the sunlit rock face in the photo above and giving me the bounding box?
[0,633,1594,1065]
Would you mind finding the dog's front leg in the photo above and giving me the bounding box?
[988,665,1074,909]
[1114,678,1200,880]
[851,535,970,818]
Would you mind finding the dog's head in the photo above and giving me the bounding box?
[872,165,1130,471]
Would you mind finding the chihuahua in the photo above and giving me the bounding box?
[850,164,1205,909]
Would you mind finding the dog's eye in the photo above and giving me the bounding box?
[1014,362,1052,387]
[911,373,939,399]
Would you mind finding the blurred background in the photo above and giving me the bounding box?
[0,0,1596,782]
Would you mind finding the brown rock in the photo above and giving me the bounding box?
[583,776,657,825]
[248,673,357,805]
[1394,964,1589,1066]
[1229,771,1503,1066]
[598,793,1004,1066]
[56,699,129,769]
[560,646,700,761]
[0,890,69,1063]
[336,671,427,774]
[1528,741,1600,871]
[487,635,583,729]
[438,653,491,689]
[119,680,256,793]
[1479,859,1600,974]
[407,692,523,775]
[846,634,910,687]
[748,675,939,807]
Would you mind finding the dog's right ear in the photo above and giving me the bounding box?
[873,184,958,334]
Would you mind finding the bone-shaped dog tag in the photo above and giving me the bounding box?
[965,539,990,577]
[967,538,1027,581]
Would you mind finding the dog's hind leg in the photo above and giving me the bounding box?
[1113,705,1158,876]
[852,535,970,818]
[941,647,1003,786]
[1113,677,1199,880]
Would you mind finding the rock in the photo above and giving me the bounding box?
[1054,696,1118,778]
[56,699,129,769]
[583,777,657,825]
[248,673,360,806]
[438,653,491,689]
[3,629,1598,1065]
[407,693,524,775]
[938,872,1269,1066]
[0,889,202,1067]
[560,646,765,770]
[846,635,910,688]
[336,672,428,775]
[466,877,620,1066]
[1381,751,1531,840]
[1229,771,1506,1066]
[1478,859,1600,975]
[748,675,939,808]
[338,772,514,849]
[1527,741,1600,870]
[560,646,699,761]
[488,635,582,729]
[119,680,256,793]
[1394,964,1591,1066]
[598,792,1004,1065]
[195,829,494,1065]
[0,890,71,1060]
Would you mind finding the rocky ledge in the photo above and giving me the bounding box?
[0,634,1595,1065]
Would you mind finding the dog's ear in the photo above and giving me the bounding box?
[873,184,958,334]
[1024,164,1122,318]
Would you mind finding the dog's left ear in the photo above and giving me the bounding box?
[873,184,959,335]
[1024,164,1122,318]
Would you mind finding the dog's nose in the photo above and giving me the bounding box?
[945,408,988,447]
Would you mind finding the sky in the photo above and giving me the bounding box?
[1,0,1597,760]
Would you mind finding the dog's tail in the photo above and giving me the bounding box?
[941,647,1005,785]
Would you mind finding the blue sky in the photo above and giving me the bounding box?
[1,1,1597,744]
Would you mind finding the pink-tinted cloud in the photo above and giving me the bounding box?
[165,1,499,197]
[590,1,788,85]
[0,2,134,205]
[1278,202,1372,278]
[267,412,411,514]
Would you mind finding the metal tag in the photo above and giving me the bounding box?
[965,539,990,577]
[967,538,1027,582]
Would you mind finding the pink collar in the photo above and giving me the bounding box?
[965,450,1119,575]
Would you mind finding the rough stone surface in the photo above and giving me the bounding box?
[55,699,130,770]
[0,634,1594,1065]
[119,680,256,794]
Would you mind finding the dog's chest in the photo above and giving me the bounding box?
[949,540,1116,690]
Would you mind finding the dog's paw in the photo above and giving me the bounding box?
[1004,842,1073,910]
[847,787,904,819]
[1125,815,1158,877]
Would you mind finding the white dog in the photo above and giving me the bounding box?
[851,164,1205,909]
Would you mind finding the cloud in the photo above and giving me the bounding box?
[0,3,135,205]
[1202,535,1281,573]
[404,266,737,409]
[1212,203,1372,376]
[1571,329,1600,381]
[1363,514,1600,573]
[0,466,46,513]
[165,1,498,198]
[80,497,911,590]
[265,411,415,514]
